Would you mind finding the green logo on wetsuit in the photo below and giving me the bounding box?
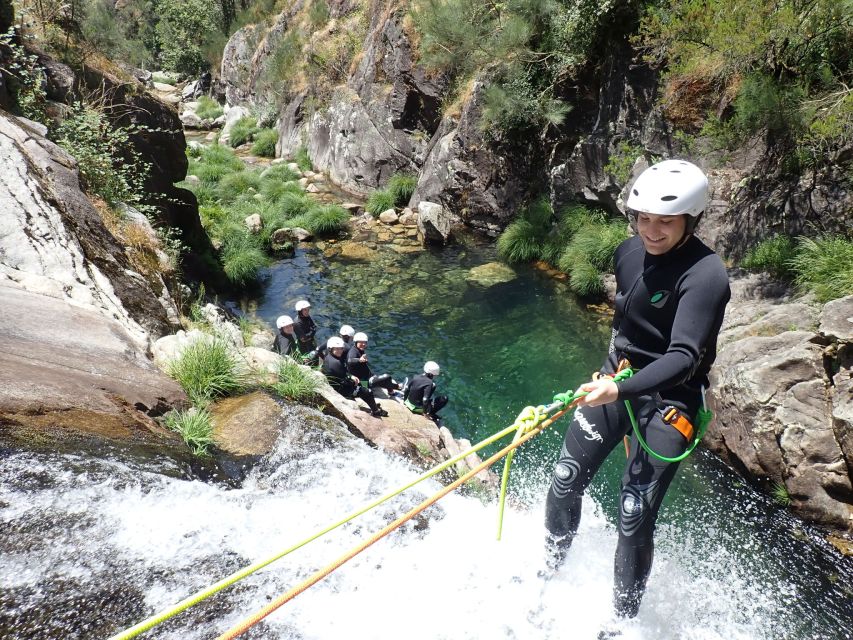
[650,290,671,308]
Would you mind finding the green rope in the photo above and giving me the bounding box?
[108,418,533,640]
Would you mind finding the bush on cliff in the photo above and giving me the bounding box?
[251,128,279,157]
[790,236,853,304]
[366,190,395,217]
[267,358,319,402]
[740,236,798,280]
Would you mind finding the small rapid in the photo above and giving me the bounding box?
[1,401,850,639]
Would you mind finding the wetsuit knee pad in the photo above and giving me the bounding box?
[617,485,657,542]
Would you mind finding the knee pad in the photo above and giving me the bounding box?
[550,457,581,498]
[618,483,660,539]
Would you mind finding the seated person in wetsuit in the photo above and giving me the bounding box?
[346,332,402,393]
[322,336,388,417]
[272,315,298,357]
[402,361,448,420]
[339,325,356,348]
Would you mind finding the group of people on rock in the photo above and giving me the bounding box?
[272,299,448,420]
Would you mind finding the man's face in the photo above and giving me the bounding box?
[299,308,310,317]
[331,347,345,357]
[355,341,367,350]
[636,212,687,255]
[282,324,294,335]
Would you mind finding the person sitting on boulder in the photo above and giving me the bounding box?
[346,332,403,394]
[402,361,448,421]
[322,336,387,418]
[272,315,298,357]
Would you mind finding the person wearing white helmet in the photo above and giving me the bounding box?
[292,300,317,356]
[402,361,448,420]
[345,332,403,394]
[544,159,731,621]
[339,325,356,347]
[272,315,297,357]
[321,336,386,417]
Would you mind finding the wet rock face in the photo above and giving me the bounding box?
[707,280,853,532]
[0,113,186,444]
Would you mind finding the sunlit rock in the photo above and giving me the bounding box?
[466,262,516,287]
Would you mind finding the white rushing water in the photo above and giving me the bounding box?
[0,411,848,640]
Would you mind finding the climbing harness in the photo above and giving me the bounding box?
[624,382,714,463]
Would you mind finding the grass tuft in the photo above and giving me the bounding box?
[365,189,395,217]
[268,358,319,401]
[387,173,417,206]
[165,407,215,456]
[167,339,247,406]
[251,128,278,157]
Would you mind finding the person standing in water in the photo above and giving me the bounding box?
[543,160,730,621]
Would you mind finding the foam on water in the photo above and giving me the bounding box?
[4,422,846,640]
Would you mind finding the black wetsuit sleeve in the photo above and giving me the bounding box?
[616,259,730,398]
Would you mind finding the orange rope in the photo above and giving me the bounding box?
[215,401,579,640]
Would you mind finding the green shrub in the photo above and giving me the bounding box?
[365,190,395,217]
[156,0,223,75]
[771,480,792,507]
[192,161,231,184]
[293,146,312,171]
[303,204,350,235]
[279,192,314,219]
[218,170,263,203]
[221,233,269,285]
[261,163,300,183]
[387,173,418,206]
[497,219,544,263]
[200,144,244,170]
[165,407,215,455]
[261,178,302,203]
[268,358,319,401]
[54,102,149,207]
[568,259,605,298]
[605,141,644,185]
[229,116,259,147]
[167,339,247,405]
[560,220,627,273]
[196,96,224,120]
[152,72,177,85]
[790,236,853,303]
[740,236,797,279]
[251,128,279,157]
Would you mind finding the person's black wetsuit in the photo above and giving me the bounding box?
[346,344,398,392]
[403,373,448,417]
[321,351,382,415]
[545,234,730,618]
[293,313,317,354]
[273,329,298,357]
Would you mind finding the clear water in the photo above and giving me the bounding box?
[2,239,851,639]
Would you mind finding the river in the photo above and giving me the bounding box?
[1,237,851,639]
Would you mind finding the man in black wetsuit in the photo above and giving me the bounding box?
[322,336,387,417]
[272,315,298,357]
[293,300,317,355]
[402,361,448,420]
[544,160,731,621]
[346,332,402,393]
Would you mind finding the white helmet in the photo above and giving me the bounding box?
[327,336,345,349]
[353,332,368,343]
[295,300,311,312]
[276,315,294,329]
[339,325,355,337]
[625,159,708,218]
[424,361,440,376]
